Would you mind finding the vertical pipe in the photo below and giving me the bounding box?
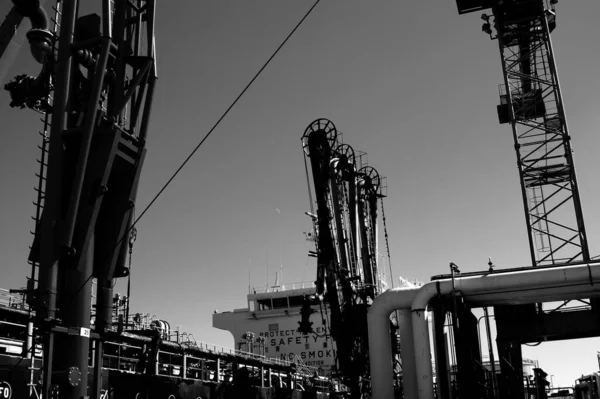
[146,0,156,59]
[484,307,497,395]
[330,181,348,272]
[368,304,395,399]
[95,279,113,334]
[398,309,417,399]
[41,334,54,399]
[25,321,33,359]
[38,1,78,397]
[138,75,156,144]
[412,309,434,399]
[143,0,157,141]
[367,288,418,399]
[131,2,142,111]
[369,195,379,293]
[432,302,450,399]
[357,196,373,287]
[109,0,126,118]
[63,38,112,248]
[39,0,79,321]
[102,0,112,38]
[348,180,358,276]
[93,340,103,399]
[431,311,443,399]
[59,234,94,399]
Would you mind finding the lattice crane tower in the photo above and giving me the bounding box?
[458,0,589,266]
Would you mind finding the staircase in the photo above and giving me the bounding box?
[293,355,317,377]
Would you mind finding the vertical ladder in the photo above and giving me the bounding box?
[28,0,62,301]
[27,6,61,394]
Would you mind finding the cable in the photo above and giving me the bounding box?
[132,0,322,231]
[68,0,322,300]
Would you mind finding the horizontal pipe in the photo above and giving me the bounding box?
[368,286,419,399]
[411,262,600,399]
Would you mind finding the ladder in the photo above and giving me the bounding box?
[27,0,62,305]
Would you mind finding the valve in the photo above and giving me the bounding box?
[297,297,315,334]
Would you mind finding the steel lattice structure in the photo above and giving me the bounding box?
[493,0,590,266]
[454,1,598,397]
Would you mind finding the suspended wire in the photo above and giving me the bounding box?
[68,0,322,300]
[132,0,322,233]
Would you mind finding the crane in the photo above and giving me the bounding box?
[301,118,389,397]
[453,0,600,397]
[1,1,156,399]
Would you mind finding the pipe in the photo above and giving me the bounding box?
[483,307,497,396]
[4,1,53,109]
[411,262,600,399]
[12,0,48,29]
[12,0,53,63]
[367,287,419,399]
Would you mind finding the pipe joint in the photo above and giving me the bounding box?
[13,0,53,63]
[27,29,53,63]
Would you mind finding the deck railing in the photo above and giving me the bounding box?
[249,281,316,294]
[0,288,27,310]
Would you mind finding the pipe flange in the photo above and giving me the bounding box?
[66,367,81,387]
[26,29,53,63]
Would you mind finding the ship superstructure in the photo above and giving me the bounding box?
[213,281,338,372]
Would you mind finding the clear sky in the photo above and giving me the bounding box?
[1,0,600,389]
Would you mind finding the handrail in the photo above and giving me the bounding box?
[249,281,316,294]
[0,288,27,310]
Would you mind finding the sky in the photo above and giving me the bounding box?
[1,0,600,389]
